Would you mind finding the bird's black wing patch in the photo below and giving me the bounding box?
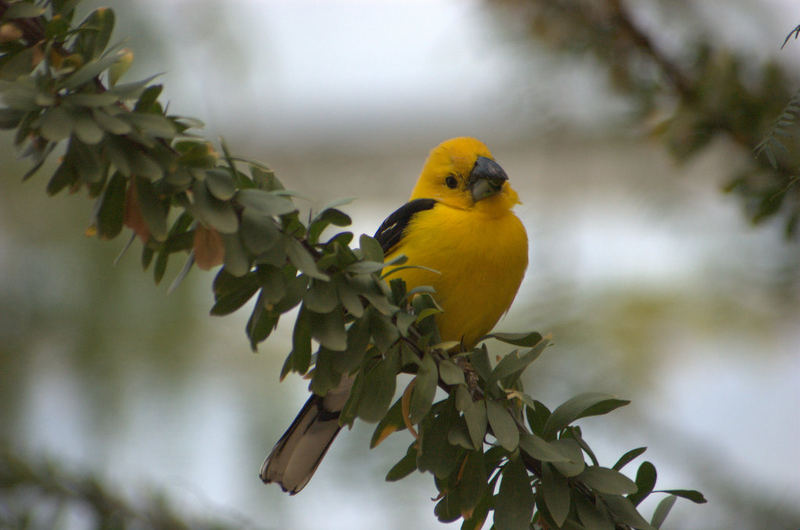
[373,198,437,254]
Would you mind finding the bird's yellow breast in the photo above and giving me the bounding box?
[385,202,528,348]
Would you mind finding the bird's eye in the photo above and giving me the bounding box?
[445,176,458,189]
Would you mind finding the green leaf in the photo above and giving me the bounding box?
[335,275,364,317]
[356,350,399,422]
[385,443,417,482]
[542,462,571,527]
[461,489,492,530]
[95,172,126,239]
[67,137,103,184]
[650,495,677,529]
[286,306,312,377]
[124,112,175,139]
[40,106,73,142]
[486,399,518,451]
[494,455,534,530]
[252,266,283,304]
[481,331,543,347]
[63,49,127,89]
[468,346,493,383]
[75,8,115,60]
[550,438,585,477]
[253,235,286,268]
[455,386,487,451]
[205,168,236,200]
[240,208,280,255]
[359,233,383,262]
[574,494,614,530]
[601,494,654,530]
[409,353,438,423]
[153,249,168,284]
[67,93,120,108]
[518,432,570,463]
[434,489,461,524]
[565,425,598,466]
[333,316,370,374]
[656,489,707,504]
[107,74,162,100]
[451,384,473,412]
[271,273,306,313]
[368,309,398,353]
[579,466,638,496]
[91,107,132,134]
[344,260,384,274]
[192,179,238,234]
[109,50,133,86]
[489,345,545,389]
[133,177,167,241]
[141,244,154,271]
[358,276,397,315]
[286,237,329,280]
[46,159,78,195]
[308,308,347,351]
[454,450,487,518]
[525,400,550,436]
[543,393,630,439]
[464,402,488,452]
[447,420,474,450]
[250,165,284,191]
[134,84,162,111]
[308,207,351,244]
[246,295,279,350]
[209,277,259,316]
[102,135,136,176]
[128,148,163,180]
[236,188,296,216]
[417,400,462,479]
[309,348,341,397]
[628,461,657,506]
[613,447,647,471]
[303,278,339,313]
[221,233,251,277]
[438,359,464,386]
[395,311,415,337]
[338,365,365,427]
[22,141,57,182]
[370,397,406,448]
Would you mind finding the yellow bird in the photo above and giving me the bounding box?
[260,137,528,493]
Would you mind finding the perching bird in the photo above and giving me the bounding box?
[260,137,528,493]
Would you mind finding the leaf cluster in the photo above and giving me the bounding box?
[0,2,706,529]
[377,338,705,530]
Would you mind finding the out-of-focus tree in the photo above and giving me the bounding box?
[489,0,800,238]
[0,445,237,529]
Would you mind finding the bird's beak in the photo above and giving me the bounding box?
[469,156,508,202]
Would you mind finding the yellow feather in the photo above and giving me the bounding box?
[386,137,528,347]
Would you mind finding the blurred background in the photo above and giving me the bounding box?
[1,0,799,528]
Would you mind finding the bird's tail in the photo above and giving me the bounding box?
[260,375,354,494]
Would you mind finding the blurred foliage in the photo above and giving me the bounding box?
[0,1,707,528]
[0,444,236,529]
[490,0,800,239]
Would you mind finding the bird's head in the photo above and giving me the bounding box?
[410,137,520,212]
